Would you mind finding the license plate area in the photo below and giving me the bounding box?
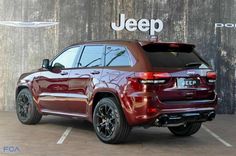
[177,78,200,88]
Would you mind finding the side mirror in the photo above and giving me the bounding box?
[42,59,50,69]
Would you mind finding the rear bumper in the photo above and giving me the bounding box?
[131,107,216,126]
[153,109,216,127]
[121,93,217,126]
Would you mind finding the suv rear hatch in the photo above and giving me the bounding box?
[141,43,216,104]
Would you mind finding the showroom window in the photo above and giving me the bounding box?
[52,46,80,69]
[78,45,104,67]
[105,46,131,66]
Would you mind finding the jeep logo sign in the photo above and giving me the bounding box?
[111,14,163,35]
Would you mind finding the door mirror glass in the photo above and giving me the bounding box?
[42,59,50,69]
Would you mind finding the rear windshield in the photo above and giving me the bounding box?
[142,44,209,69]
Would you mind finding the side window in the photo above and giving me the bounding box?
[105,46,131,66]
[52,46,80,69]
[78,45,104,67]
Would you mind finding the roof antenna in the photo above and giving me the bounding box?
[149,35,159,42]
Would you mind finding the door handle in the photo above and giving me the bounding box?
[90,70,100,75]
[60,71,68,75]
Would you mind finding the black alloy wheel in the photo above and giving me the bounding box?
[93,97,131,144]
[16,89,42,124]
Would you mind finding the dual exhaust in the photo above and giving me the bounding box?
[154,111,216,127]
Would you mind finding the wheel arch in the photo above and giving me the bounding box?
[15,85,30,100]
[88,89,124,122]
[92,92,119,111]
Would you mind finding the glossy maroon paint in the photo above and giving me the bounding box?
[16,40,217,126]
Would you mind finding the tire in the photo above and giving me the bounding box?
[168,122,202,136]
[16,88,42,124]
[93,97,131,144]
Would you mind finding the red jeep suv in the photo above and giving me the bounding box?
[16,40,217,144]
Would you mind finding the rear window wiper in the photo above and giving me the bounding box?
[184,62,202,67]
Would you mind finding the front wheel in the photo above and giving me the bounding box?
[16,89,42,124]
[168,122,202,136]
[93,97,131,144]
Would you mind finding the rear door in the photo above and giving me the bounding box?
[67,45,104,115]
[142,43,216,104]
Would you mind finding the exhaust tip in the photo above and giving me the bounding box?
[155,114,169,126]
[207,111,216,121]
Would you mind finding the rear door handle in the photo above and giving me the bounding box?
[90,71,100,75]
[60,71,68,75]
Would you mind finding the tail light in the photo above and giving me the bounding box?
[207,71,216,83]
[138,72,171,84]
[127,72,171,90]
